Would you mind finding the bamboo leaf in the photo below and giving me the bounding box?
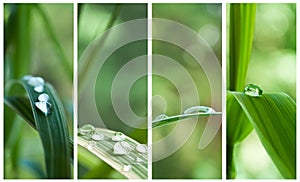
[152,112,222,128]
[4,77,71,178]
[78,127,147,179]
[229,4,256,91]
[228,91,296,179]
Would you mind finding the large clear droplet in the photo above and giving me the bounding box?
[113,141,132,155]
[38,93,50,102]
[111,132,126,141]
[79,124,95,136]
[122,165,131,172]
[35,101,52,115]
[136,144,148,154]
[183,106,215,114]
[154,114,168,121]
[34,85,44,93]
[27,76,45,87]
[244,84,263,97]
[91,132,104,141]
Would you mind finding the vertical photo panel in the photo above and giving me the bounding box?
[226,3,296,179]
[3,4,73,179]
[152,3,222,179]
[77,4,148,179]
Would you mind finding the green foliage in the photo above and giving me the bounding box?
[227,3,296,179]
[4,4,73,179]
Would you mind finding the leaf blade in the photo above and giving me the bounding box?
[230,92,296,178]
[78,127,147,179]
[5,79,72,178]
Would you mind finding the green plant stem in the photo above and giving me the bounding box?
[229,4,256,91]
[227,144,236,179]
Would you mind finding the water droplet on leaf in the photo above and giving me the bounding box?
[154,114,168,121]
[183,106,215,114]
[79,124,95,136]
[136,144,148,154]
[112,132,126,141]
[91,132,104,141]
[87,141,97,150]
[122,165,131,172]
[27,76,45,87]
[38,93,50,102]
[113,141,132,155]
[34,85,44,93]
[35,101,52,115]
[136,157,143,163]
[244,84,263,97]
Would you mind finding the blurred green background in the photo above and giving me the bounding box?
[227,3,296,179]
[4,4,73,179]
[78,4,147,178]
[152,4,222,179]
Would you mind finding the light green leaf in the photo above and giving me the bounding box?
[78,127,147,179]
[4,78,71,178]
[229,3,256,91]
[228,91,296,179]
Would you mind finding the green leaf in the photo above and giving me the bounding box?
[229,4,256,91]
[152,112,222,128]
[4,78,71,178]
[228,91,296,179]
[4,96,74,158]
[78,127,147,179]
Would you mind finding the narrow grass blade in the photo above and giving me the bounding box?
[78,127,147,179]
[229,4,256,91]
[5,78,71,178]
[230,91,296,179]
[33,4,72,81]
[152,112,221,128]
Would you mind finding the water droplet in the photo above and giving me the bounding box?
[79,124,95,136]
[27,76,45,87]
[244,84,263,97]
[38,93,50,102]
[91,132,104,141]
[35,101,52,115]
[136,157,143,163]
[122,165,131,172]
[113,141,132,155]
[111,132,126,141]
[183,106,215,114]
[34,85,44,93]
[23,75,33,80]
[87,141,97,150]
[136,144,148,154]
[154,114,168,121]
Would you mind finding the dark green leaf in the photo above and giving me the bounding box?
[5,79,71,178]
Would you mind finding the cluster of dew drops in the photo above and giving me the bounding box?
[79,124,147,172]
[23,75,52,115]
